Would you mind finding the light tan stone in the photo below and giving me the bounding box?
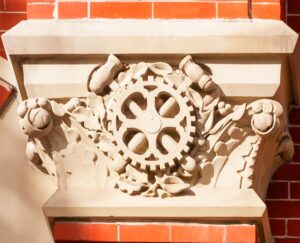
[3,20,297,55]
[16,55,294,201]
[2,19,298,243]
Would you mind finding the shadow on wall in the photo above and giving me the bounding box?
[0,95,57,243]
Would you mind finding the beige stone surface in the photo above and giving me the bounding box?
[0,97,56,243]
[17,55,294,202]
[3,20,297,55]
[2,20,297,100]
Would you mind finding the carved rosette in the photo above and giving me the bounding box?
[18,54,294,199]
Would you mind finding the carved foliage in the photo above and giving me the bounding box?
[18,55,294,198]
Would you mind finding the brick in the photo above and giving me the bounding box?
[266,200,300,218]
[226,225,256,243]
[287,220,300,236]
[27,0,55,2]
[6,0,27,11]
[252,3,281,20]
[290,127,300,144]
[275,238,300,243]
[267,181,288,199]
[218,2,248,19]
[0,50,6,59]
[287,16,300,33]
[272,163,300,181]
[0,31,4,49]
[288,0,300,14]
[58,2,87,19]
[0,12,27,30]
[289,108,300,125]
[154,2,216,19]
[90,2,152,19]
[27,3,54,19]
[54,223,118,242]
[0,0,4,11]
[119,224,169,242]
[270,219,286,236]
[290,182,300,199]
[171,225,224,243]
[0,81,13,110]
[292,145,300,162]
[252,0,280,2]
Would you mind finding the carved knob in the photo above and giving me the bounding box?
[253,113,273,133]
[29,108,51,129]
[179,55,214,92]
[88,54,123,94]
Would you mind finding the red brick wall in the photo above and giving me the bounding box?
[1,0,300,241]
[54,222,256,243]
[0,0,26,58]
[266,108,300,242]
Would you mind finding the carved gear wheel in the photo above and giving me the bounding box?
[108,76,196,171]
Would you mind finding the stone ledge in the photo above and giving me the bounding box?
[43,189,271,243]
[2,19,298,55]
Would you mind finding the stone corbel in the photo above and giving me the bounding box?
[5,20,299,243]
[17,54,294,200]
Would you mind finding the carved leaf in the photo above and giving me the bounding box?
[160,176,188,195]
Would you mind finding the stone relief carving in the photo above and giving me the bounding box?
[17,54,294,199]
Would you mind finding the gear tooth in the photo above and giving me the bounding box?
[160,163,166,171]
[150,164,156,171]
[109,80,120,91]
[190,115,196,122]
[183,96,189,102]
[168,160,175,168]
[190,126,196,133]
[176,153,183,161]
[183,145,190,153]
[140,162,146,170]
[188,136,194,144]
[122,153,130,161]
[131,160,138,167]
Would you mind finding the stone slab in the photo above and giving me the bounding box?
[2,19,298,55]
